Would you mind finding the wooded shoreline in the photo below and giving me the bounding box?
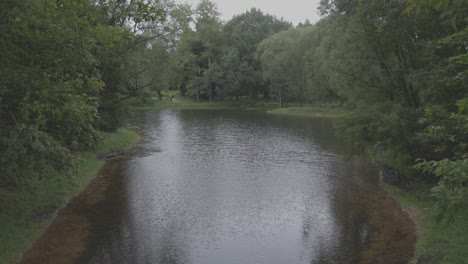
[1,0,466,262]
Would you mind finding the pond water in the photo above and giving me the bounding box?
[23,109,415,264]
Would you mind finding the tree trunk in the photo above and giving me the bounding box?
[208,55,212,103]
[278,87,282,108]
[209,82,212,103]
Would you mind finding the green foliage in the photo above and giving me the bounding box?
[338,103,421,150]
[406,0,468,27]
[400,0,468,220]
[257,24,340,106]
[417,103,468,158]
[0,126,74,187]
[0,0,172,187]
[315,0,468,220]
[171,0,222,102]
[0,0,102,186]
[217,8,291,100]
[337,103,422,176]
[0,0,467,256]
[415,158,468,222]
[0,0,103,140]
[127,0,467,224]
[414,99,468,220]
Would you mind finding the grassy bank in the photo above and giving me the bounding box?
[130,101,241,110]
[0,129,139,264]
[267,106,347,118]
[131,101,347,118]
[384,182,468,264]
[128,95,277,111]
[128,92,346,117]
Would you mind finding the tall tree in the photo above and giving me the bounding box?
[173,0,222,101]
[0,0,174,185]
[221,8,291,100]
[406,0,468,220]
[92,0,170,130]
[0,0,104,185]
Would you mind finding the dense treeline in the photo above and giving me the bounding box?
[0,0,180,187]
[0,0,466,219]
[172,4,292,102]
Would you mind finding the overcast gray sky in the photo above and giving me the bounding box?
[174,0,322,25]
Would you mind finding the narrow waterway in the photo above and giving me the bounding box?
[21,109,415,264]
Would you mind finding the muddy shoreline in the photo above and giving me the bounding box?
[359,189,416,264]
[19,164,416,264]
[19,161,122,264]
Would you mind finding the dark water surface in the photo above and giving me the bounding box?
[79,109,414,264]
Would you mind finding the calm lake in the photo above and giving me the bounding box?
[24,109,415,264]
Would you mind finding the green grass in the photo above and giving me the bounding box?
[385,182,468,264]
[129,100,278,111]
[74,129,140,188]
[128,94,346,117]
[130,101,236,110]
[0,129,139,264]
[267,105,347,118]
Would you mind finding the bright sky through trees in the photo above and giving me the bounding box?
[174,0,322,25]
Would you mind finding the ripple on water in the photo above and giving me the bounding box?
[19,109,415,264]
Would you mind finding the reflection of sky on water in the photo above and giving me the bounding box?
[85,110,402,264]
